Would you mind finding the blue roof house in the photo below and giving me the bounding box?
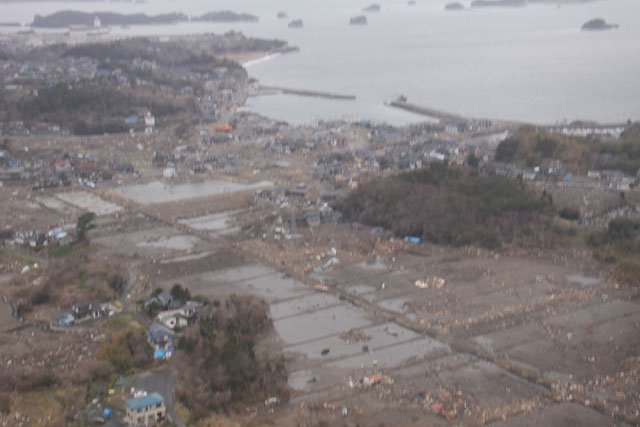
[125,392,166,426]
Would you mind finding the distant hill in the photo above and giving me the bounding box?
[582,18,619,31]
[349,15,367,25]
[471,0,526,6]
[288,19,303,29]
[445,3,465,10]
[32,11,188,28]
[363,4,381,12]
[192,11,258,23]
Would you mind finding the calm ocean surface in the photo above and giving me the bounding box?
[3,0,640,125]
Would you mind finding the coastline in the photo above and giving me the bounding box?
[242,52,281,68]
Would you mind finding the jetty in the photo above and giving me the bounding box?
[255,85,356,100]
[387,98,628,136]
[385,98,529,132]
[386,99,466,123]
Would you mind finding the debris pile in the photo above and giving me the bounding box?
[415,276,445,289]
[347,373,394,389]
[339,328,372,343]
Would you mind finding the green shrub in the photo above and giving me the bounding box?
[29,285,50,305]
[96,330,153,374]
[0,394,10,414]
[170,284,191,301]
[108,274,126,294]
[613,259,640,286]
[144,301,162,319]
[177,336,198,353]
[559,207,580,221]
[494,137,520,162]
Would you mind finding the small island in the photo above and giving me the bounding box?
[445,2,465,10]
[363,4,381,12]
[349,15,368,25]
[277,12,288,19]
[408,0,416,5]
[0,22,22,27]
[32,11,188,28]
[471,0,526,7]
[288,19,303,29]
[192,11,258,23]
[582,18,619,31]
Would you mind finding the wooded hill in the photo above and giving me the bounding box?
[338,163,555,249]
[495,124,640,175]
[13,80,194,135]
[174,295,288,421]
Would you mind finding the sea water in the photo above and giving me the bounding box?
[3,0,639,125]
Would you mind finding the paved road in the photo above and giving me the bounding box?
[125,265,184,426]
[132,369,185,427]
[118,262,147,325]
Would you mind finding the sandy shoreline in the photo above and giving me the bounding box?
[218,50,281,67]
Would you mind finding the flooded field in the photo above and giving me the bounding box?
[94,227,204,257]
[37,196,81,216]
[178,210,241,236]
[116,180,272,204]
[0,275,18,331]
[566,274,600,287]
[137,235,199,251]
[0,297,17,331]
[160,252,212,264]
[56,191,123,216]
[141,240,639,426]
[288,370,313,391]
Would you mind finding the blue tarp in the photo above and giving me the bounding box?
[154,349,166,359]
[103,408,112,418]
[404,236,421,244]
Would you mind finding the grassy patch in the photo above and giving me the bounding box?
[613,258,640,286]
[49,244,73,258]
[588,217,640,286]
[8,385,84,425]
[174,399,191,425]
[0,248,41,265]
[104,312,145,333]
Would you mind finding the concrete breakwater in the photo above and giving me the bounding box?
[385,99,466,123]
[256,85,356,100]
[386,100,627,134]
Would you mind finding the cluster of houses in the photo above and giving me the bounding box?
[0,148,123,189]
[482,160,638,190]
[1,55,98,97]
[52,300,115,327]
[1,227,69,249]
[145,291,201,360]
[152,147,239,179]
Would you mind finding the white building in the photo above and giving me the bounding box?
[144,112,155,135]
[125,392,165,426]
[162,167,176,179]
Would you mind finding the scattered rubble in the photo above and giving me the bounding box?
[339,328,372,343]
[415,276,445,289]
